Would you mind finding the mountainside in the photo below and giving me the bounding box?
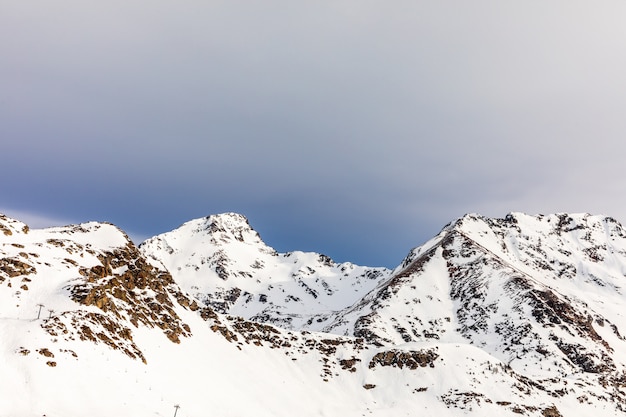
[321,213,626,408]
[2,212,626,416]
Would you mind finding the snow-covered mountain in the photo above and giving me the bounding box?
[138,213,390,330]
[3,211,626,416]
[321,213,626,408]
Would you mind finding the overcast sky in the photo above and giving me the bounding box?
[2,1,626,267]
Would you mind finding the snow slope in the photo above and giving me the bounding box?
[2,212,626,416]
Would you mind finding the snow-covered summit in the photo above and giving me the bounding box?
[139,213,390,330]
[177,212,266,246]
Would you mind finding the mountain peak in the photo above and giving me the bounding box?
[165,212,264,247]
[202,212,251,229]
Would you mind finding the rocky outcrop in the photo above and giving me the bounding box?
[42,311,146,363]
[368,349,439,369]
[70,243,193,344]
[0,256,36,278]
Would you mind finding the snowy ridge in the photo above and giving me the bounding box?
[2,212,626,416]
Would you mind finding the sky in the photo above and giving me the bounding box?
[2,1,626,268]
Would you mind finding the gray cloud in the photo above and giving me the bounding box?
[2,1,626,266]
